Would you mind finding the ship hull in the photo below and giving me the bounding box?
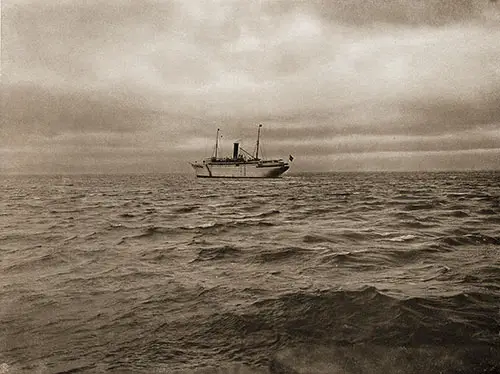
[191,161,289,178]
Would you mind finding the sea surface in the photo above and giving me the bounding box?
[1,172,499,374]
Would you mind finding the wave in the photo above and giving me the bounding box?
[119,219,277,241]
[478,208,499,215]
[317,250,383,270]
[484,216,500,224]
[303,230,379,244]
[448,210,470,218]
[439,233,500,247]
[381,246,441,263]
[270,344,500,374]
[167,286,500,370]
[173,205,201,213]
[254,247,307,263]
[302,233,337,244]
[186,221,275,232]
[119,212,137,218]
[192,245,242,262]
[3,251,67,273]
[390,220,437,229]
[245,210,281,219]
[126,225,178,239]
[246,286,499,346]
[383,234,417,242]
[403,202,441,211]
[122,343,500,374]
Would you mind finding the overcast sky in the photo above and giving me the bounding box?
[2,0,500,173]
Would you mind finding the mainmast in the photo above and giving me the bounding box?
[214,128,220,159]
[255,124,262,160]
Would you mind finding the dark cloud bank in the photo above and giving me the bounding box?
[2,0,500,173]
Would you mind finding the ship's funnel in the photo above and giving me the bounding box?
[233,143,239,159]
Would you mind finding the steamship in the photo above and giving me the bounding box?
[190,125,292,178]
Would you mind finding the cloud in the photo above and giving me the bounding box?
[305,0,488,26]
[2,0,500,173]
[296,148,500,172]
[1,84,201,139]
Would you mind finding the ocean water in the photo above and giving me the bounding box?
[0,171,499,374]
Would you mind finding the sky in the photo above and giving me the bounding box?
[2,0,500,174]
